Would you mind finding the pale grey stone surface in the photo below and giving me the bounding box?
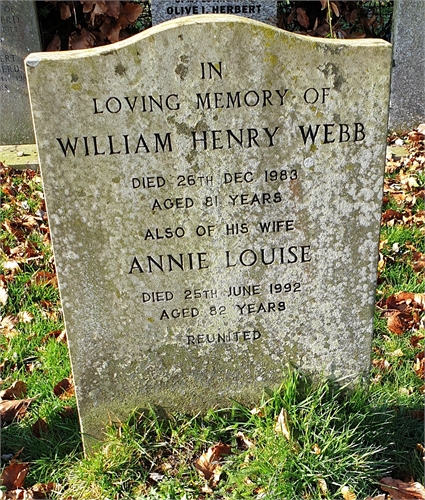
[26,15,391,450]
[389,0,425,132]
[152,0,276,25]
[0,0,41,144]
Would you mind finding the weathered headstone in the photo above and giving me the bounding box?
[0,0,41,145]
[152,0,276,25]
[389,0,425,132]
[26,15,391,449]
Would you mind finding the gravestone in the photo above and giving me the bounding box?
[25,15,392,449]
[152,0,276,25]
[0,0,41,145]
[389,0,425,132]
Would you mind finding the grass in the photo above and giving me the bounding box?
[0,132,424,499]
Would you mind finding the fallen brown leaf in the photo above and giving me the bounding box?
[29,482,56,499]
[410,334,425,348]
[0,381,27,400]
[341,485,356,500]
[0,462,29,490]
[32,418,48,438]
[41,329,67,344]
[413,352,425,379]
[274,408,291,440]
[31,271,58,287]
[17,311,34,324]
[387,311,411,335]
[53,377,74,400]
[59,405,75,419]
[0,281,8,305]
[69,28,96,50]
[118,3,143,26]
[296,7,310,29]
[194,442,231,481]
[318,478,328,495]
[236,431,255,450]
[0,398,35,424]
[372,358,392,371]
[46,33,61,52]
[379,477,425,500]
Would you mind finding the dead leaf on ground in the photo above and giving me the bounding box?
[413,352,425,379]
[412,252,425,273]
[32,418,48,438]
[250,406,265,417]
[236,431,255,450]
[46,33,61,51]
[296,7,310,28]
[68,28,96,50]
[379,477,425,500]
[381,292,425,334]
[29,482,56,499]
[194,442,232,481]
[41,329,67,344]
[0,381,27,400]
[59,405,75,419]
[372,358,392,371]
[17,311,34,324]
[0,462,29,490]
[0,314,20,338]
[341,485,356,500]
[53,377,74,400]
[118,3,143,26]
[0,398,35,424]
[274,408,291,441]
[31,271,58,287]
[0,281,8,305]
[2,260,21,275]
[330,2,340,17]
[312,443,321,455]
[410,334,425,348]
[318,478,328,495]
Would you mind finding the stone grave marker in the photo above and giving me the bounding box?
[389,0,425,132]
[152,0,276,25]
[0,0,42,145]
[26,15,391,449]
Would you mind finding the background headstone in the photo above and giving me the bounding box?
[26,15,391,449]
[389,0,425,132]
[0,0,41,145]
[152,0,276,25]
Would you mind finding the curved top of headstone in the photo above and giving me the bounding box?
[26,14,390,67]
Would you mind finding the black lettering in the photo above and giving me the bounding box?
[298,125,320,145]
[154,132,172,152]
[263,126,280,146]
[226,91,241,108]
[196,93,211,109]
[129,257,143,273]
[56,137,78,157]
[135,134,150,154]
[354,122,365,142]
[247,128,259,147]
[124,96,137,112]
[323,124,335,144]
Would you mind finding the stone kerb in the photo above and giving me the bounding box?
[25,15,392,449]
